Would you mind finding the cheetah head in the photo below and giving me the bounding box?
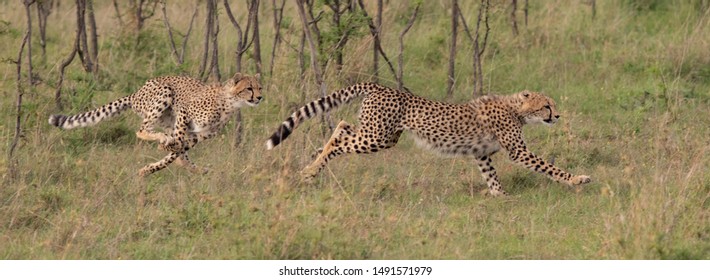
[225,72,263,107]
[518,90,560,126]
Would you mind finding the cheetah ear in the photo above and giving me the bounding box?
[231,72,243,82]
[254,73,260,80]
[521,90,531,98]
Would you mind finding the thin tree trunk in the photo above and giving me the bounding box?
[55,0,87,110]
[87,0,99,74]
[224,0,257,147]
[358,0,397,80]
[269,0,286,75]
[76,0,94,73]
[199,0,213,80]
[511,0,519,36]
[373,0,382,82]
[397,4,419,91]
[458,4,474,42]
[298,30,307,103]
[162,0,179,65]
[36,0,52,61]
[113,0,124,26]
[297,0,331,131]
[209,0,220,81]
[251,0,262,75]
[298,30,306,80]
[325,0,352,72]
[524,0,529,26]
[10,0,35,166]
[128,0,158,32]
[161,1,198,65]
[24,0,34,87]
[447,0,459,97]
[472,0,491,96]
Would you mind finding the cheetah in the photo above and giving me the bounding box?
[266,83,590,196]
[49,73,262,177]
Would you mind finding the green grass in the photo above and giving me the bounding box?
[1,1,709,259]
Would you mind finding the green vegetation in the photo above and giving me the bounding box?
[1,1,709,259]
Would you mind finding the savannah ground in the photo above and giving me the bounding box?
[1,0,709,259]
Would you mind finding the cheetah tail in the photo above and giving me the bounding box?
[49,96,132,130]
[265,83,376,150]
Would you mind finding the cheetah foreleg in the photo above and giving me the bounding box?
[138,151,183,177]
[496,128,592,188]
[510,148,591,186]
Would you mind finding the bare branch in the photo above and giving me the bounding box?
[472,0,491,96]
[10,0,36,169]
[297,0,332,131]
[113,0,124,25]
[358,0,397,80]
[87,0,99,74]
[161,1,181,64]
[511,0,519,36]
[447,0,459,97]
[268,0,286,75]
[524,0,529,26]
[458,5,474,43]
[198,0,213,79]
[250,0,262,74]
[36,0,53,60]
[397,4,420,91]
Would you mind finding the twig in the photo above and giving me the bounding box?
[397,4,420,91]
[458,5,474,42]
[113,0,124,25]
[269,0,286,75]
[511,0,519,36]
[447,0,459,97]
[357,0,397,80]
[10,0,35,168]
[297,0,332,131]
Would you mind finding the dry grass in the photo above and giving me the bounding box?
[1,0,709,259]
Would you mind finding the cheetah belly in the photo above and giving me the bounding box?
[411,133,501,158]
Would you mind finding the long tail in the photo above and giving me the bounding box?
[266,82,378,150]
[48,96,132,129]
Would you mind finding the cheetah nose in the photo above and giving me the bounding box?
[554,114,560,119]
[256,96,263,101]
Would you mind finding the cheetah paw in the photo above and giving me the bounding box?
[485,189,508,197]
[138,167,152,177]
[571,175,592,185]
[299,168,318,183]
[191,166,210,175]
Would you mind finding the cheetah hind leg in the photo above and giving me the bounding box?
[300,120,401,181]
[136,89,174,143]
[475,155,508,197]
[300,120,357,181]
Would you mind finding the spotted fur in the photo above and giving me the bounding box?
[49,73,263,177]
[266,83,591,196]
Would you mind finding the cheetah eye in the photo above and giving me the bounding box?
[544,105,551,109]
[247,87,253,91]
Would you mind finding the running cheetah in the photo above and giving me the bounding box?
[266,83,590,196]
[49,73,262,177]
